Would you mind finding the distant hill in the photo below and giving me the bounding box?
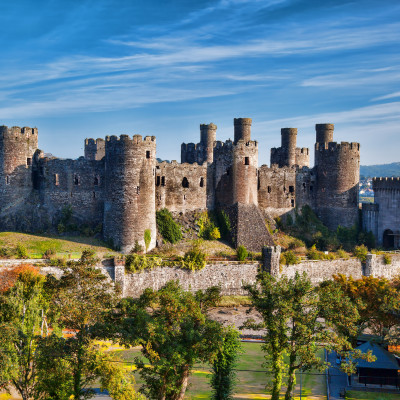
[360,162,400,178]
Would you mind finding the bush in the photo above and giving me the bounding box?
[336,249,350,260]
[280,250,300,265]
[16,244,28,259]
[306,245,323,260]
[156,209,182,244]
[209,227,221,240]
[144,229,151,252]
[42,248,57,259]
[196,212,221,240]
[236,245,248,261]
[183,244,207,270]
[48,257,67,267]
[288,238,305,250]
[0,247,14,258]
[216,210,231,240]
[353,244,368,263]
[131,241,144,254]
[384,254,392,265]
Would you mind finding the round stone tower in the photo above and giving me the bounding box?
[234,118,252,144]
[315,128,360,230]
[315,123,334,145]
[200,123,217,163]
[103,134,157,253]
[281,128,297,167]
[232,139,258,205]
[0,126,38,209]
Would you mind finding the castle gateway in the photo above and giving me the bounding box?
[0,120,360,252]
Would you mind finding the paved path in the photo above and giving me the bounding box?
[326,351,349,400]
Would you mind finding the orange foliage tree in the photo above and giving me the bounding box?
[0,264,41,293]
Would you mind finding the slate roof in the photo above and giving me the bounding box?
[356,342,400,370]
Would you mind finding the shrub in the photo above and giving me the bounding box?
[236,245,248,261]
[0,246,14,258]
[16,244,28,259]
[384,254,392,265]
[156,209,182,244]
[209,227,221,240]
[196,212,221,240]
[353,244,368,263]
[144,229,152,252]
[42,247,57,259]
[48,257,67,267]
[336,249,350,260]
[306,245,322,260]
[288,238,305,250]
[216,210,231,239]
[281,250,300,265]
[131,241,144,254]
[182,244,207,270]
[125,254,162,273]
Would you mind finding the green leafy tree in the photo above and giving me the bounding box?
[0,269,47,400]
[210,326,242,400]
[114,281,223,400]
[236,245,248,261]
[156,209,182,243]
[244,272,361,400]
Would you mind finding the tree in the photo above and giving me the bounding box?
[244,272,361,400]
[115,281,223,400]
[210,326,242,400]
[0,267,47,400]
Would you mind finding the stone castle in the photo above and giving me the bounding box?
[0,119,362,252]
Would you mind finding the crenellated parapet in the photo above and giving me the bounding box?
[84,138,105,161]
[373,177,400,191]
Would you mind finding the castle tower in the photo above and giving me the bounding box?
[200,123,217,163]
[314,124,360,230]
[234,118,252,144]
[103,134,156,253]
[84,138,105,161]
[0,126,38,218]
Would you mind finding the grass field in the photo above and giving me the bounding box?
[0,232,117,259]
[346,391,400,400]
[114,342,327,399]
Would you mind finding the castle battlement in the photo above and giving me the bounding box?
[0,125,38,137]
[373,177,400,191]
[105,134,156,145]
[85,138,105,145]
[234,139,258,149]
[315,141,360,152]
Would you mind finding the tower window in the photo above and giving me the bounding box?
[74,174,80,185]
[310,185,313,191]
[183,194,186,200]
[5,176,10,185]
[54,174,59,186]
[267,186,271,193]
[291,199,295,207]
[93,191,96,199]
[94,176,99,186]
[156,176,160,186]
[200,177,204,187]
[146,150,151,159]
[161,176,165,186]
[244,157,250,165]
[182,177,189,188]
[27,158,32,166]
[137,186,140,194]
[289,186,294,193]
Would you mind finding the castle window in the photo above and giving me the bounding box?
[94,176,99,186]
[156,176,160,186]
[27,158,32,166]
[54,174,59,186]
[137,186,140,194]
[74,174,80,185]
[146,150,151,159]
[5,176,10,185]
[226,169,230,176]
[291,199,295,207]
[283,187,286,192]
[244,157,250,165]
[289,185,294,193]
[267,186,271,193]
[257,177,260,190]
[93,191,96,199]
[200,177,204,187]
[161,176,165,186]
[183,194,186,200]
[182,177,189,188]
[310,185,313,191]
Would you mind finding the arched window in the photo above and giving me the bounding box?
[182,177,189,188]
[200,177,204,187]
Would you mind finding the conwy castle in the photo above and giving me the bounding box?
[0,119,397,251]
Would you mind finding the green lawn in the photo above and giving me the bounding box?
[114,342,327,399]
[346,391,400,400]
[0,232,117,259]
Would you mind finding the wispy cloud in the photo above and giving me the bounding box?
[372,91,400,101]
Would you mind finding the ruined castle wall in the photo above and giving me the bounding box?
[155,161,207,213]
[0,126,38,223]
[36,157,105,227]
[295,167,316,210]
[84,138,105,161]
[103,135,156,253]
[122,262,260,297]
[213,141,234,207]
[362,202,379,239]
[295,148,310,168]
[315,142,360,229]
[372,178,400,247]
[258,164,296,213]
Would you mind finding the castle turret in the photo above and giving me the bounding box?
[0,126,38,221]
[314,124,360,229]
[200,123,217,163]
[103,134,156,253]
[234,118,252,144]
[84,138,105,161]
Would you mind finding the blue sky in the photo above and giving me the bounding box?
[1,0,399,165]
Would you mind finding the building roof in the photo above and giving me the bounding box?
[356,342,400,370]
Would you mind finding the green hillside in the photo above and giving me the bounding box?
[360,162,400,178]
